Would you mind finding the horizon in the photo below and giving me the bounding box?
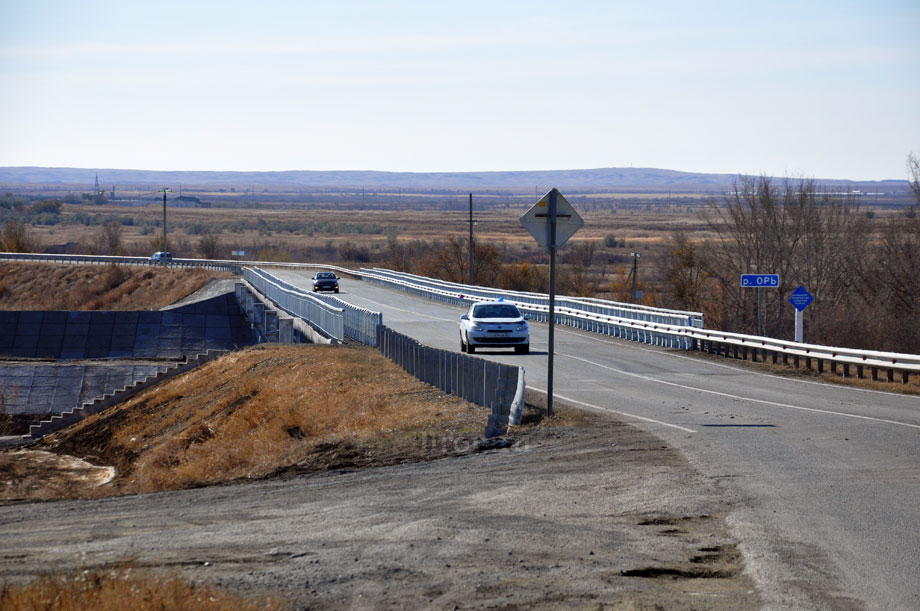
[0,164,908,185]
[1,1,918,182]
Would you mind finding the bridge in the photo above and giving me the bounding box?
[1,254,919,608]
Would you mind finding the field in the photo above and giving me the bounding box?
[4,179,919,349]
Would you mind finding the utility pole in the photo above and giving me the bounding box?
[468,193,474,285]
[630,252,640,302]
[158,188,172,265]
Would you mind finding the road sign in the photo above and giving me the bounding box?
[520,188,583,420]
[789,285,814,312]
[741,274,779,287]
[520,188,584,251]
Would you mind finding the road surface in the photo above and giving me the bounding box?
[278,271,920,610]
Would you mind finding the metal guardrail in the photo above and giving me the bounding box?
[243,267,345,342]
[360,268,697,350]
[691,328,920,381]
[0,251,242,273]
[9,252,918,382]
[0,251,358,276]
[360,267,920,381]
[248,267,382,346]
[361,268,704,328]
[377,325,523,425]
[244,268,524,433]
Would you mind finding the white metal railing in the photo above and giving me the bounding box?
[9,252,918,378]
[250,267,382,346]
[0,251,358,276]
[361,268,703,328]
[360,267,920,376]
[0,251,241,272]
[360,268,700,349]
[690,328,920,374]
[244,267,345,342]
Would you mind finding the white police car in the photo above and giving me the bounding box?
[459,300,530,354]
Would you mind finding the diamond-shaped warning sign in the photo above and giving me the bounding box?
[520,188,584,251]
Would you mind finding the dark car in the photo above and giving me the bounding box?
[312,271,339,293]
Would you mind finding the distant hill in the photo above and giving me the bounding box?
[0,165,908,191]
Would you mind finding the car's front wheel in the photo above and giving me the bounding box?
[515,344,530,355]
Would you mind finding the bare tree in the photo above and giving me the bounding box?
[0,219,37,253]
[198,231,222,260]
[93,221,124,255]
[701,176,866,339]
[663,233,712,312]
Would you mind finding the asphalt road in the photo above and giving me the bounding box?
[282,272,920,610]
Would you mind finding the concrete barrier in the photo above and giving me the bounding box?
[0,290,260,439]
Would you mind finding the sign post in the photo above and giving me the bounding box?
[521,188,583,418]
[789,285,814,343]
[741,274,779,337]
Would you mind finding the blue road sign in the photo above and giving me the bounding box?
[741,274,779,287]
[789,285,814,311]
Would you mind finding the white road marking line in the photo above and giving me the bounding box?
[560,352,920,431]
[529,387,697,433]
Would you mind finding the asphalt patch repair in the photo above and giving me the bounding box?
[0,344,760,609]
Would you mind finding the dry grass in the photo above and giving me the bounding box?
[38,344,486,498]
[0,565,284,611]
[0,263,229,310]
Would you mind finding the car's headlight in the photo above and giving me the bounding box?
[515,323,527,331]
[471,324,484,332]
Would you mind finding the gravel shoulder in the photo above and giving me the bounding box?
[0,393,760,609]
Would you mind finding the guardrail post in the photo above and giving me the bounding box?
[842,363,850,378]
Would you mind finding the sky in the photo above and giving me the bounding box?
[1,0,917,181]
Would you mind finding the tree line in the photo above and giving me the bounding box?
[661,161,920,353]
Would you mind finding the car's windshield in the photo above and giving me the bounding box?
[317,273,335,279]
[472,304,520,319]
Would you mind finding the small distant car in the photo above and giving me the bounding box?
[312,271,339,293]
[460,300,530,354]
[149,251,172,263]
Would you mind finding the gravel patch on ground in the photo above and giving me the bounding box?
[0,394,760,609]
